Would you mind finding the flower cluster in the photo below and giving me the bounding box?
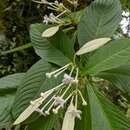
[120,10,130,37]
[33,0,79,25]
[43,12,65,24]
[13,62,87,130]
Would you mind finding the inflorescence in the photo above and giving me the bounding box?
[14,62,87,127]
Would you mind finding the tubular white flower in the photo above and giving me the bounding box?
[68,108,82,119]
[61,98,75,130]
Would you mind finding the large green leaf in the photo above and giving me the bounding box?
[97,62,130,96]
[0,73,25,93]
[86,83,130,130]
[78,0,121,46]
[49,31,74,60]
[0,73,25,128]
[0,94,15,129]
[26,115,57,130]
[12,59,61,121]
[83,39,130,75]
[30,24,73,66]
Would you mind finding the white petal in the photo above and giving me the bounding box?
[76,38,111,55]
[13,97,44,125]
[42,26,59,38]
[62,102,75,130]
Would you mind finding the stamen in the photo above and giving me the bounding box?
[75,94,78,108]
[61,83,71,97]
[46,63,72,78]
[41,83,64,98]
[32,0,49,4]
[41,95,56,111]
[54,67,68,78]
[56,10,67,18]
[45,100,56,115]
[72,68,79,84]
[78,90,87,106]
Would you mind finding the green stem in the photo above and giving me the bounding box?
[14,125,20,130]
[1,43,32,55]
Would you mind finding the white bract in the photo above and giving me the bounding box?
[42,26,60,38]
[13,88,57,125]
[13,97,44,125]
[76,38,111,55]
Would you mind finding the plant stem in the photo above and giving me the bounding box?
[1,43,32,55]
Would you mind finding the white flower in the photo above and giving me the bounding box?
[122,10,130,17]
[35,108,46,116]
[61,101,75,130]
[120,10,130,37]
[43,15,49,24]
[68,108,82,119]
[54,96,65,107]
[61,99,82,130]
[120,17,129,26]
[62,74,74,84]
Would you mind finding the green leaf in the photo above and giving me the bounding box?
[30,24,74,66]
[86,83,130,130]
[83,39,130,75]
[12,60,61,121]
[0,73,25,93]
[0,73,25,128]
[78,0,121,46]
[26,115,57,130]
[97,62,130,96]
[49,30,74,60]
[0,94,15,129]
